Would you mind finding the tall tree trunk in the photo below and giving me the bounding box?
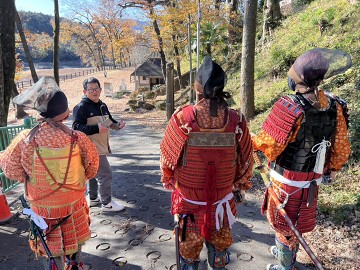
[262,0,282,43]
[111,42,116,68]
[53,0,60,85]
[0,0,16,126]
[0,34,5,125]
[172,35,184,90]
[149,6,167,78]
[240,0,257,120]
[228,0,242,45]
[12,83,27,119]
[15,10,38,83]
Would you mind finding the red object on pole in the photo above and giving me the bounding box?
[0,187,14,224]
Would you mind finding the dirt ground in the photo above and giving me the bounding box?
[10,67,167,132]
[8,68,360,269]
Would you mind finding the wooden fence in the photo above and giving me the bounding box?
[16,66,117,89]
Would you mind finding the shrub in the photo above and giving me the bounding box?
[155,100,166,111]
[152,84,166,95]
[129,90,139,100]
[144,91,156,100]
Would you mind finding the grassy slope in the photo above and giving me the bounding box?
[226,0,360,224]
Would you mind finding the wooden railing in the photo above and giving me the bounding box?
[16,66,117,89]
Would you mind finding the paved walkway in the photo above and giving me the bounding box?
[0,120,312,270]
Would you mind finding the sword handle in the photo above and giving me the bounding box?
[253,151,271,186]
[253,150,262,166]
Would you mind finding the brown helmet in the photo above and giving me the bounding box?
[288,48,352,90]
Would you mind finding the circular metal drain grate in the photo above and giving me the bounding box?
[139,205,149,211]
[146,251,161,261]
[100,219,112,225]
[96,243,111,251]
[236,252,253,261]
[244,211,256,217]
[128,238,142,246]
[245,201,257,208]
[241,222,254,229]
[112,256,127,267]
[114,229,127,236]
[237,235,252,243]
[152,214,164,219]
[158,234,172,242]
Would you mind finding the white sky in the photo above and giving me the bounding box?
[15,0,144,20]
[15,0,65,16]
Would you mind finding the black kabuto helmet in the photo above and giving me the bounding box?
[195,56,230,116]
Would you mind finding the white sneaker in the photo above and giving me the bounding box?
[89,197,101,207]
[101,201,125,212]
[270,245,278,258]
[266,264,279,270]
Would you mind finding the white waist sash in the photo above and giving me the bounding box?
[269,169,322,188]
[182,192,236,230]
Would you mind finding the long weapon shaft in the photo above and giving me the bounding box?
[267,187,324,270]
[174,215,181,270]
[20,195,58,270]
[253,152,324,270]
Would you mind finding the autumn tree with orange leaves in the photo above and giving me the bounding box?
[61,0,139,68]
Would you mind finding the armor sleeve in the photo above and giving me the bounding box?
[234,114,254,190]
[326,103,351,170]
[0,130,29,183]
[75,131,100,179]
[262,96,304,145]
[252,116,303,161]
[160,111,188,187]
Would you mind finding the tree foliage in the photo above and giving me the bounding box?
[61,0,139,68]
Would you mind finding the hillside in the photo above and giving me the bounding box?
[226,0,360,173]
[19,11,54,36]
[225,1,359,268]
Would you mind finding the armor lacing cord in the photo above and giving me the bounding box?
[270,172,321,210]
[235,125,243,141]
[269,169,323,188]
[182,193,236,230]
[29,133,83,202]
[311,138,331,174]
[270,181,305,210]
[180,123,192,135]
